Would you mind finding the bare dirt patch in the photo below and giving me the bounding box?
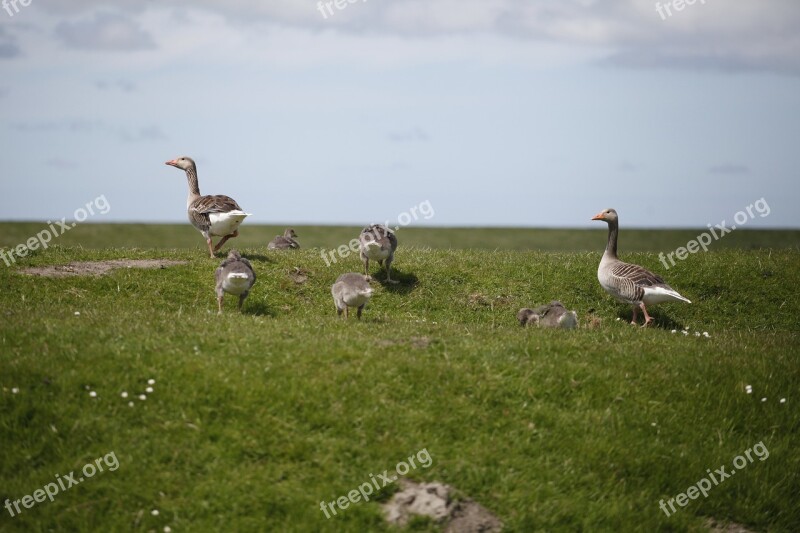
[20,260,188,278]
[288,267,309,284]
[383,480,502,532]
[705,518,759,533]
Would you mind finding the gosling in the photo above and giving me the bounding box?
[332,273,374,319]
[517,301,579,329]
[268,228,300,250]
[359,224,398,283]
[215,250,256,313]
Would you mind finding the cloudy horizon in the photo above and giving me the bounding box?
[1,0,798,228]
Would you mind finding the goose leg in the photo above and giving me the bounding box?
[206,237,216,258]
[630,305,639,326]
[217,295,224,314]
[363,257,372,281]
[336,306,343,317]
[357,304,364,319]
[384,254,398,284]
[238,294,246,311]
[214,230,239,252]
[640,302,654,327]
[344,306,349,319]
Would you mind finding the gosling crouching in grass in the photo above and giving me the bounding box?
[359,224,398,283]
[332,273,373,319]
[215,250,256,313]
[517,301,579,329]
[268,228,300,250]
[592,208,691,327]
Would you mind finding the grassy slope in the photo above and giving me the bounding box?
[0,227,798,532]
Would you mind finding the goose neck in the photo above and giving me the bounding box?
[604,219,619,259]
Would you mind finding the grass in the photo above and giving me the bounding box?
[1,222,799,252]
[0,224,798,532]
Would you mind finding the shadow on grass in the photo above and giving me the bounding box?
[372,267,419,294]
[242,301,274,317]
[615,308,689,330]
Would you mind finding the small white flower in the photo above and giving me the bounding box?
[89,391,97,398]
[671,329,677,334]
[702,331,710,337]
[615,317,620,321]
[164,527,172,533]
[139,394,147,401]
[682,331,689,336]
[694,331,701,337]
[11,387,19,394]
[121,391,128,398]
[74,311,80,316]
[761,397,767,402]
[128,401,134,407]
[148,379,156,385]
[780,398,786,404]
[151,509,159,516]
[146,387,154,394]
[651,422,657,426]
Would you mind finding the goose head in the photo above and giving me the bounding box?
[591,208,618,224]
[165,156,196,171]
[285,228,298,238]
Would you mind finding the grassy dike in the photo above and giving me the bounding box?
[1,240,798,531]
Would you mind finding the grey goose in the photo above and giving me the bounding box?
[592,208,690,326]
[166,156,251,258]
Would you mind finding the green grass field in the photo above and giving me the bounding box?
[1,224,798,532]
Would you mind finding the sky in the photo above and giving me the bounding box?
[0,0,798,228]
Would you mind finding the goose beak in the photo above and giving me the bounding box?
[165,159,177,167]
[591,212,604,221]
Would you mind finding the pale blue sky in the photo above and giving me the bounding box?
[1,0,798,228]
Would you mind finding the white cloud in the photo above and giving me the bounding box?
[55,11,156,51]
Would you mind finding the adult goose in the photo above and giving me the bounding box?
[165,156,250,258]
[268,228,300,250]
[214,250,256,313]
[592,208,690,326]
[331,273,374,319]
[358,224,398,283]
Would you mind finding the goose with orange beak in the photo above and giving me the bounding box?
[592,208,690,326]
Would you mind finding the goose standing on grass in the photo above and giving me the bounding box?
[359,224,398,283]
[268,228,300,250]
[331,273,373,319]
[215,250,256,313]
[592,208,691,326]
[165,156,251,258]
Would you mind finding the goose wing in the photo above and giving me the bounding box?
[191,194,243,215]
